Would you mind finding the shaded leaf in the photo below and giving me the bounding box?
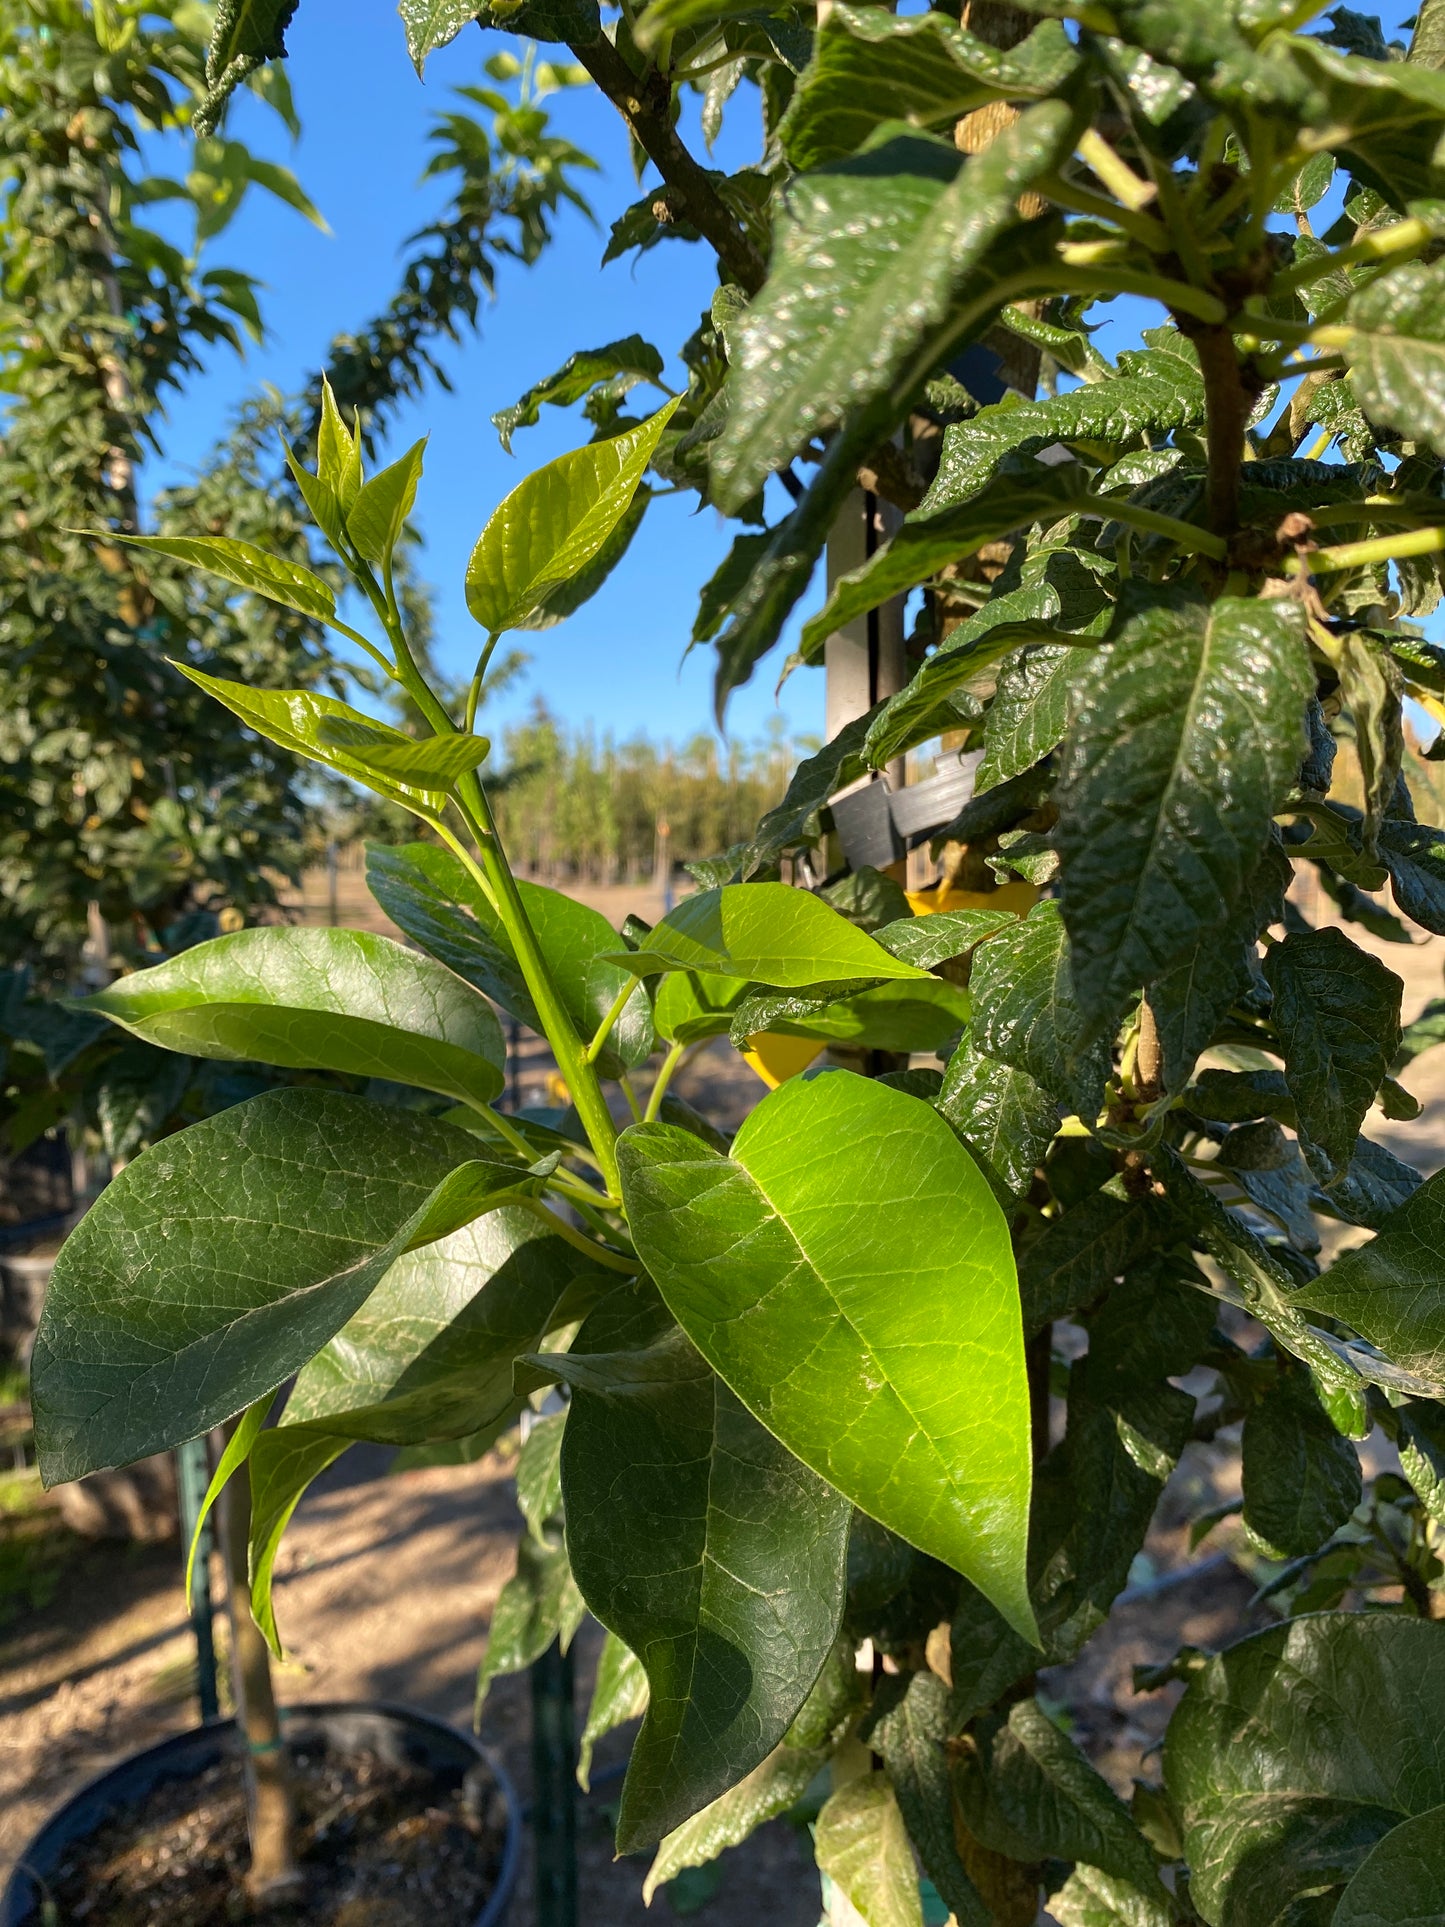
[578,1631,649,1791]
[1332,1805,1445,1927]
[970,901,1110,1118]
[936,1044,1061,1208]
[1241,1366,1362,1559]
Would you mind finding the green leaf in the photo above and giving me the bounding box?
[953,1698,1163,1895]
[546,1311,850,1851]
[103,533,334,623]
[1399,1398,1445,1525]
[1047,1866,1175,1927]
[1346,260,1445,456]
[977,643,1093,793]
[618,1071,1037,1643]
[936,1044,1061,1208]
[82,926,505,1109]
[710,108,1076,514]
[400,0,486,72]
[465,403,680,635]
[653,969,750,1045]
[872,909,1019,969]
[1380,817,1445,935]
[1300,1168,1445,1384]
[617,883,930,985]
[735,977,972,1055]
[365,842,654,1078]
[800,465,1089,666]
[207,0,297,75]
[1164,1614,1445,1925]
[778,7,1078,170]
[815,1775,923,1927]
[1290,38,1445,211]
[492,338,667,452]
[1057,590,1313,1039]
[1017,1190,1186,1335]
[346,437,426,568]
[1241,1365,1362,1559]
[871,1671,988,1927]
[642,1739,829,1905]
[30,1092,521,1483]
[578,1631,649,1791]
[475,1527,587,1711]
[174,667,483,814]
[970,901,1110,1118]
[510,484,651,633]
[1263,927,1403,1184]
[317,377,363,514]
[1333,1805,1445,1926]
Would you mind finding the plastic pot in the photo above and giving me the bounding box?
[1,1701,522,1927]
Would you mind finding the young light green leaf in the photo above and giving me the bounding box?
[346,436,426,568]
[365,841,654,1077]
[548,1316,850,1851]
[317,375,363,512]
[466,402,679,635]
[1264,927,1403,1184]
[711,106,1076,512]
[653,968,750,1045]
[815,1775,923,1927]
[99,532,335,623]
[579,1631,649,1792]
[174,666,480,813]
[83,925,505,1108]
[1048,1866,1175,1927]
[618,1072,1037,1643]
[615,883,930,985]
[1058,591,1312,1038]
[30,1092,521,1484]
[475,1527,587,1711]
[642,1738,829,1904]
[1165,1614,1445,1926]
[1240,1366,1361,1559]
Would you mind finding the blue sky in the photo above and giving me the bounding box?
[145,3,818,750]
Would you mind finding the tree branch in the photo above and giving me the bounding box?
[568,32,767,295]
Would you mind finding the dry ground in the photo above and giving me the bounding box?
[4,862,1444,1921]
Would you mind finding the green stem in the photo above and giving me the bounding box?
[643,1041,687,1123]
[584,980,636,1065]
[1081,493,1228,560]
[521,1198,637,1272]
[1050,264,1227,324]
[465,631,501,734]
[1039,171,1170,252]
[1271,216,1432,298]
[1301,525,1445,574]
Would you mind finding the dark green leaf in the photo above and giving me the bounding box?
[492,338,667,452]
[1164,1614,1445,1925]
[872,1671,988,1927]
[970,901,1110,1118]
[1347,259,1445,454]
[1399,1397,1445,1524]
[1291,37,1445,210]
[711,109,1076,512]
[1333,1805,1445,1926]
[1018,1190,1186,1334]
[365,842,653,1078]
[936,1044,1061,1208]
[547,1315,849,1850]
[1241,1366,1362,1559]
[1058,591,1313,1039]
[84,926,505,1108]
[1301,1168,1445,1384]
[977,643,1093,793]
[619,1071,1036,1641]
[1264,927,1403,1184]
[733,977,972,1055]
[1380,817,1445,934]
[30,1092,520,1483]
[872,908,1019,969]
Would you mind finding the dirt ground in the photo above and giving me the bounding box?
[3,862,1444,1922]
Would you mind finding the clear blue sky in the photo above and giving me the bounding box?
[144,3,823,752]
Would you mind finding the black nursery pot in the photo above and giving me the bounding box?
[1,1701,522,1927]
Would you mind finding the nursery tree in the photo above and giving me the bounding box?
[32,0,1445,1919]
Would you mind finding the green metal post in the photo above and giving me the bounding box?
[530,1637,577,1927]
[175,1435,219,1723]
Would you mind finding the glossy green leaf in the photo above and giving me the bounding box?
[465,403,679,635]
[1264,927,1403,1184]
[617,883,930,986]
[1164,1614,1445,1926]
[1241,1366,1361,1559]
[578,1631,649,1791]
[346,437,426,567]
[936,1043,1060,1208]
[737,977,972,1055]
[977,643,1093,793]
[1301,1168,1445,1384]
[316,377,363,514]
[970,901,1110,1119]
[815,1775,923,1927]
[511,484,651,633]
[1058,591,1313,1038]
[618,1071,1037,1642]
[711,107,1076,513]
[1290,37,1445,211]
[871,1671,988,1927]
[873,909,1018,970]
[1399,1398,1445,1525]
[30,1092,520,1484]
[1017,1189,1186,1335]
[365,841,654,1077]
[779,7,1077,169]
[104,532,334,623]
[1347,260,1445,455]
[954,1698,1163,1895]
[174,666,481,814]
[548,1309,850,1850]
[83,926,505,1108]
[653,969,750,1045]
[1380,817,1445,935]
[492,337,667,452]
[400,0,488,72]
[1333,1804,1445,1925]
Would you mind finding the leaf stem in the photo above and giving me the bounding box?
[465,631,501,734]
[584,980,637,1065]
[1271,216,1432,298]
[643,1041,687,1123]
[1080,494,1228,560]
[1040,170,1169,252]
[520,1198,638,1272]
[1296,525,1445,575]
